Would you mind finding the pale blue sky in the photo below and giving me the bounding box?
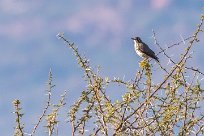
[0,0,204,135]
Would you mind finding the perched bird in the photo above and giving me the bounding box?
[131,37,159,62]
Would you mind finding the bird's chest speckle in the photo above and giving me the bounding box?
[134,42,148,58]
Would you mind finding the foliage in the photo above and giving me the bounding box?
[13,14,204,135]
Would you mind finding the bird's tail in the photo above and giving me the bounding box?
[153,56,159,63]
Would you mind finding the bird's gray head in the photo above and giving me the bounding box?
[131,37,142,43]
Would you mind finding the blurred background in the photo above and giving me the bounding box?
[0,0,204,135]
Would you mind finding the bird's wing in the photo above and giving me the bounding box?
[138,42,159,61]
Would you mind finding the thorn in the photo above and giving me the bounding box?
[179,34,186,45]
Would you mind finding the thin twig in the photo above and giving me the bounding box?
[31,70,54,136]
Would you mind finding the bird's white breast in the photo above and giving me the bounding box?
[134,41,148,58]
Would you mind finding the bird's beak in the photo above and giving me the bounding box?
[131,37,135,40]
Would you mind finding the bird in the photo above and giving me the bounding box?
[131,37,159,62]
